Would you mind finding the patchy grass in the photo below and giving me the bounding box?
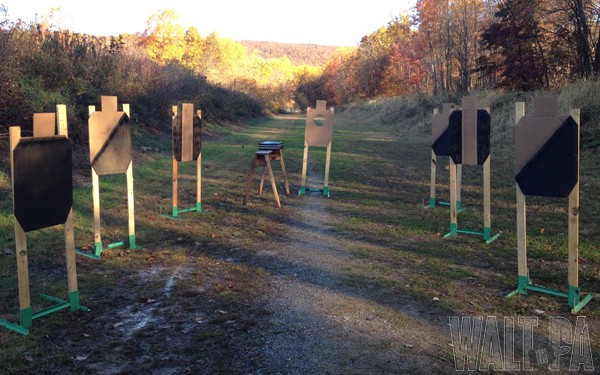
[0,99,599,373]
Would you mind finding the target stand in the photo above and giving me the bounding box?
[76,96,140,259]
[506,97,593,313]
[425,103,465,212]
[0,105,89,335]
[299,100,334,197]
[243,142,289,208]
[162,103,203,219]
[443,97,500,244]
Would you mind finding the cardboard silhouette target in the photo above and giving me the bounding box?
[443,96,499,244]
[88,96,131,176]
[0,105,88,335]
[77,96,139,259]
[507,96,592,313]
[299,100,334,197]
[163,103,203,219]
[426,103,465,209]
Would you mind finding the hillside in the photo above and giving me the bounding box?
[240,40,341,66]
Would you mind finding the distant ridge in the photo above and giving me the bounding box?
[240,40,341,67]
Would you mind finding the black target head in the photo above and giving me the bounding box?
[13,137,73,232]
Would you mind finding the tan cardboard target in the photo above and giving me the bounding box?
[514,96,566,174]
[88,96,131,176]
[431,103,455,146]
[305,100,334,147]
[300,100,334,196]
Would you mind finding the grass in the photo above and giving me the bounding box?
[1,94,599,373]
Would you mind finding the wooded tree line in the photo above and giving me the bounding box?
[2,1,599,134]
[0,7,323,135]
[308,0,600,105]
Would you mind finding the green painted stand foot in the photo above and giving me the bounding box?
[444,225,500,244]
[300,187,330,197]
[298,185,306,196]
[162,204,202,220]
[0,292,89,335]
[507,276,594,313]
[423,199,466,212]
[76,237,141,260]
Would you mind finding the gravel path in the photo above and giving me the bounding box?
[251,192,447,374]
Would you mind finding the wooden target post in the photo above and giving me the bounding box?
[507,96,593,313]
[426,103,464,210]
[162,103,202,219]
[444,96,500,244]
[76,96,139,259]
[299,100,334,197]
[0,105,88,335]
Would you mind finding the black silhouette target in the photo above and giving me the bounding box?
[13,137,72,232]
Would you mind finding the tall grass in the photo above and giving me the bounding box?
[339,79,600,150]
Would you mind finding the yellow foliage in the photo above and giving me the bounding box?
[144,9,185,65]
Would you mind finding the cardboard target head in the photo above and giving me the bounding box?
[515,96,578,198]
[172,103,202,162]
[305,100,334,147]
[431,103,456,156]
[88,96,131,175]
[449,97,490,165]
[13,130,72,232]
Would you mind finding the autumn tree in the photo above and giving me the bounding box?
[143,9,185,64]
[480,0,549,90]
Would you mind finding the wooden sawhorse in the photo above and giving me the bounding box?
[243,150,286,208]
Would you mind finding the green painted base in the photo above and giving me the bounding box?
[0,293,89,335]
[507,276,594,313]
[76,237,141,260]
[161,204,201,220]
[423,199,466,212]
[299,186,330,197]
[0,317,29,335]
[444,225,499,244]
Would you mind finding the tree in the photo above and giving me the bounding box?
[480,0,549,90]
[143,9,185,64]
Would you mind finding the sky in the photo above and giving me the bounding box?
[1,0,416,46]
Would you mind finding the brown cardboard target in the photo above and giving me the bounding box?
[515,96,566,173]
[461,96,479,166]
[33,113,56,137]
[172,103,202,162]
[515,95,578,198]
[88,96,131,175]
[431,103,456,156]
[305,100,334,147]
